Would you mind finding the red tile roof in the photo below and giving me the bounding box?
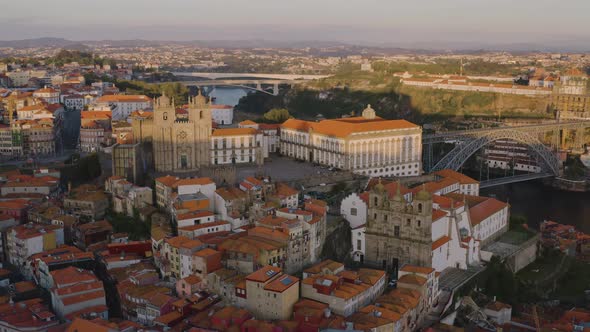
[432,235,451,250]
[246,265,281,283]
[400,265,434,275]
[264,274,299,293]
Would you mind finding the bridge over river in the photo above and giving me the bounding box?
[423,120,590,186]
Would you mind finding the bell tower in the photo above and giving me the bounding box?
[154,93,174,127]
[188,90,212,123]
[153,93,175,172]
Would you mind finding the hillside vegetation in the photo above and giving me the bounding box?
[236,69,553,124]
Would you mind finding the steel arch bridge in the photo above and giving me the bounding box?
[423,120,590,182]
[429,129,562,175]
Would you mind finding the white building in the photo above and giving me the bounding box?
[482,139,542,174]
[433,169,480,196]
[93,95,152,120]
[178,220,232,239]
[239,120,281,155]
[33,87,60,104]
[176,210,215,228]
[211,104,234,125]
[6,224,64,269]
[447,193,510,246]
[175,177,217,211]
[344,171,506,272]
[63,94,95,111]
[281,105,422,177]
[49,267,106,319]
[211,128,265,165]
[351,224,366,263]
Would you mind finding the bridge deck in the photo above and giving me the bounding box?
[424,120,590,144]
[479,172,553,188]
[172,72,330,80]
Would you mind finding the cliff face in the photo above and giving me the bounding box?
[320,218,352,263]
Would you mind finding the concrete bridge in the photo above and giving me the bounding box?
[171,72,330,95]
[176,79,294,96]
[423,120,590,186]
[171,72,331,80]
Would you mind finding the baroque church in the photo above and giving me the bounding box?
[364,181,434,271]
[152,92,212,172]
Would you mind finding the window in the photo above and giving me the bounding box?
[406,219,411,226]
[350,208,357,216]
[357,239,362,250]
[394,226,400,237]
[374,197,378,205]
[417,220,421,227]
[418,203,423,213]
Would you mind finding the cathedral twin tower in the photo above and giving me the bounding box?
[152,92,212,172]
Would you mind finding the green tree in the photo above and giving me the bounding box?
[263,108,291,123]
[483,256,518,303]
[509,215,528,231]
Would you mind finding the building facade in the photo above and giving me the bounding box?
[280,106,422,177]
[151,93,212,172]
[210,128,264,165]
[93,94,152,120]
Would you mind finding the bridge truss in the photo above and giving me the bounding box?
[423,120,590,176]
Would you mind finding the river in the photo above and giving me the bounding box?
[207,87,250,107]
[481,181,590,233]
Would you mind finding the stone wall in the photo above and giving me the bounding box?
[505,234,540,273]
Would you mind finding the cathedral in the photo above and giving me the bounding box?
[151,92,212,172]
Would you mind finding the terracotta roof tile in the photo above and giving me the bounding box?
[212,128,257,137]
[432,235,451,250]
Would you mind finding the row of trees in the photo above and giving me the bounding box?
[82,72,189,105]
[46,49,117,68]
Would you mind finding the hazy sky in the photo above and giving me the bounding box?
[2,0,590,47]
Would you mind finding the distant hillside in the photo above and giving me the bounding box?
[0,37,77,48]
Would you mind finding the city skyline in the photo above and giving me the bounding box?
[2,0,590,51]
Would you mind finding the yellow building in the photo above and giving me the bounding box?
[245,266,300,320]
[162,236,202,279]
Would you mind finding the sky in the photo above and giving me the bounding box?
[2,0,590,49]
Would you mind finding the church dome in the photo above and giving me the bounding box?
[362,104,376,119]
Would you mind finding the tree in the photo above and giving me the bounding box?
[509,215,528,231]
[263,108,291,123]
